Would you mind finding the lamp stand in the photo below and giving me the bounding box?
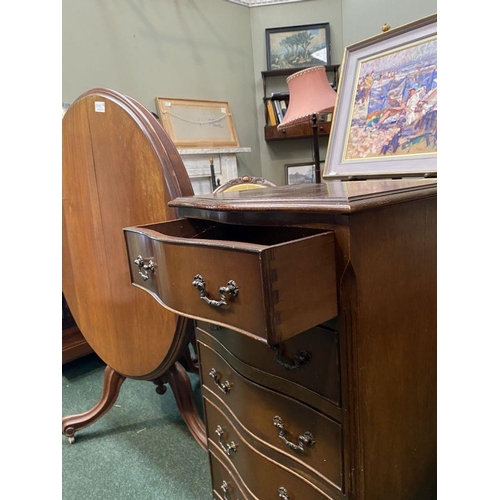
[311,114,321,184]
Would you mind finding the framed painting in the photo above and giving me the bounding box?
[155,98,240,148]
[266,23,330,71]
[323,14,437,179]
[285,162,323,184]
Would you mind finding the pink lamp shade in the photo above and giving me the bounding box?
[278,65,337,130]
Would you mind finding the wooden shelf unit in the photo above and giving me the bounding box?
[264,119,332,141]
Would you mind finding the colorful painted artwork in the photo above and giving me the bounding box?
[344,36,437,161]
[266,24,330,70]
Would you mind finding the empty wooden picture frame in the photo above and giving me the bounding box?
[155,98,240,148]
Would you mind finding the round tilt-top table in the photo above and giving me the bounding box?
[62,88,205,448]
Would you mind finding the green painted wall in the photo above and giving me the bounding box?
[342,0,437,46]
[62,0,261,177]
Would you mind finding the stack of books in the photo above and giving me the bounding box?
[265,93,289,126]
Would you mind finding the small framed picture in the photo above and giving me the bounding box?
[285,162,322,184]
[266,23,330,71]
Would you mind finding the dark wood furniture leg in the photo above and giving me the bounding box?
[166,362,207,451]
[180,334,199,374]
[63,361,206,449]
[62,365,126,443]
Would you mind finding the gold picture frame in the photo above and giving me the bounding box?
[155,97,240,148]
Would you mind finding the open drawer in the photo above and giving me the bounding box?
[123,218,337,345]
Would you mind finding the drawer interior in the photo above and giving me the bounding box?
[125,217,337,345]
[137,218,330,247]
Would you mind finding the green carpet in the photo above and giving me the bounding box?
[62,354,212,500]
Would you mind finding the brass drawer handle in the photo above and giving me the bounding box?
[192,274,238,308]
[134,255,156,281]
[270,344,311,371]
[215,425,237,456]
[209,368,231,394]
[273,416,315,452]
[133,255,156,281]
[278,487,289,499]
[221,481,239,500]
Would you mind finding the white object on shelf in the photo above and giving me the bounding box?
[178,147,251,195]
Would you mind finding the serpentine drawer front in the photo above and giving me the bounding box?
[206,398,335,500]
[210,451,247,500]
[124,218,337,345]
[197,321,341,408]
[199,340,344,490]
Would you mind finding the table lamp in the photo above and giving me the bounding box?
[278,66,337,183]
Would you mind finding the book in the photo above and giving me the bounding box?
[266,99,277,126]
[270,91,290,99]
[274,100,283,123]
[279,100,288,120]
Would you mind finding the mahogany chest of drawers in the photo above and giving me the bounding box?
[124,179,437,499]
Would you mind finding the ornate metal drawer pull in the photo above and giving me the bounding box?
[209,368,231,394]
[221,481,239,500]
[278,487,290,499]
[215,425,237,456]
[273,416,315,452]
[270,344,311,371]
[221,481,229,499]
[133,255,156,281]
[192,274,238,308]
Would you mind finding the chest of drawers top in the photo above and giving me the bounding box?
[168,178,437,221]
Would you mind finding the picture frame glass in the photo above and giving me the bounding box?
[266,23,330,71]
[285,162,321,184]
[323,15,437,179]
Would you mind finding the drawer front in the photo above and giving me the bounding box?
[124,218,337,345]
[198,321,341,407]
[199,340,344,491]
[206,398,342,500]
[210,451,248,500]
